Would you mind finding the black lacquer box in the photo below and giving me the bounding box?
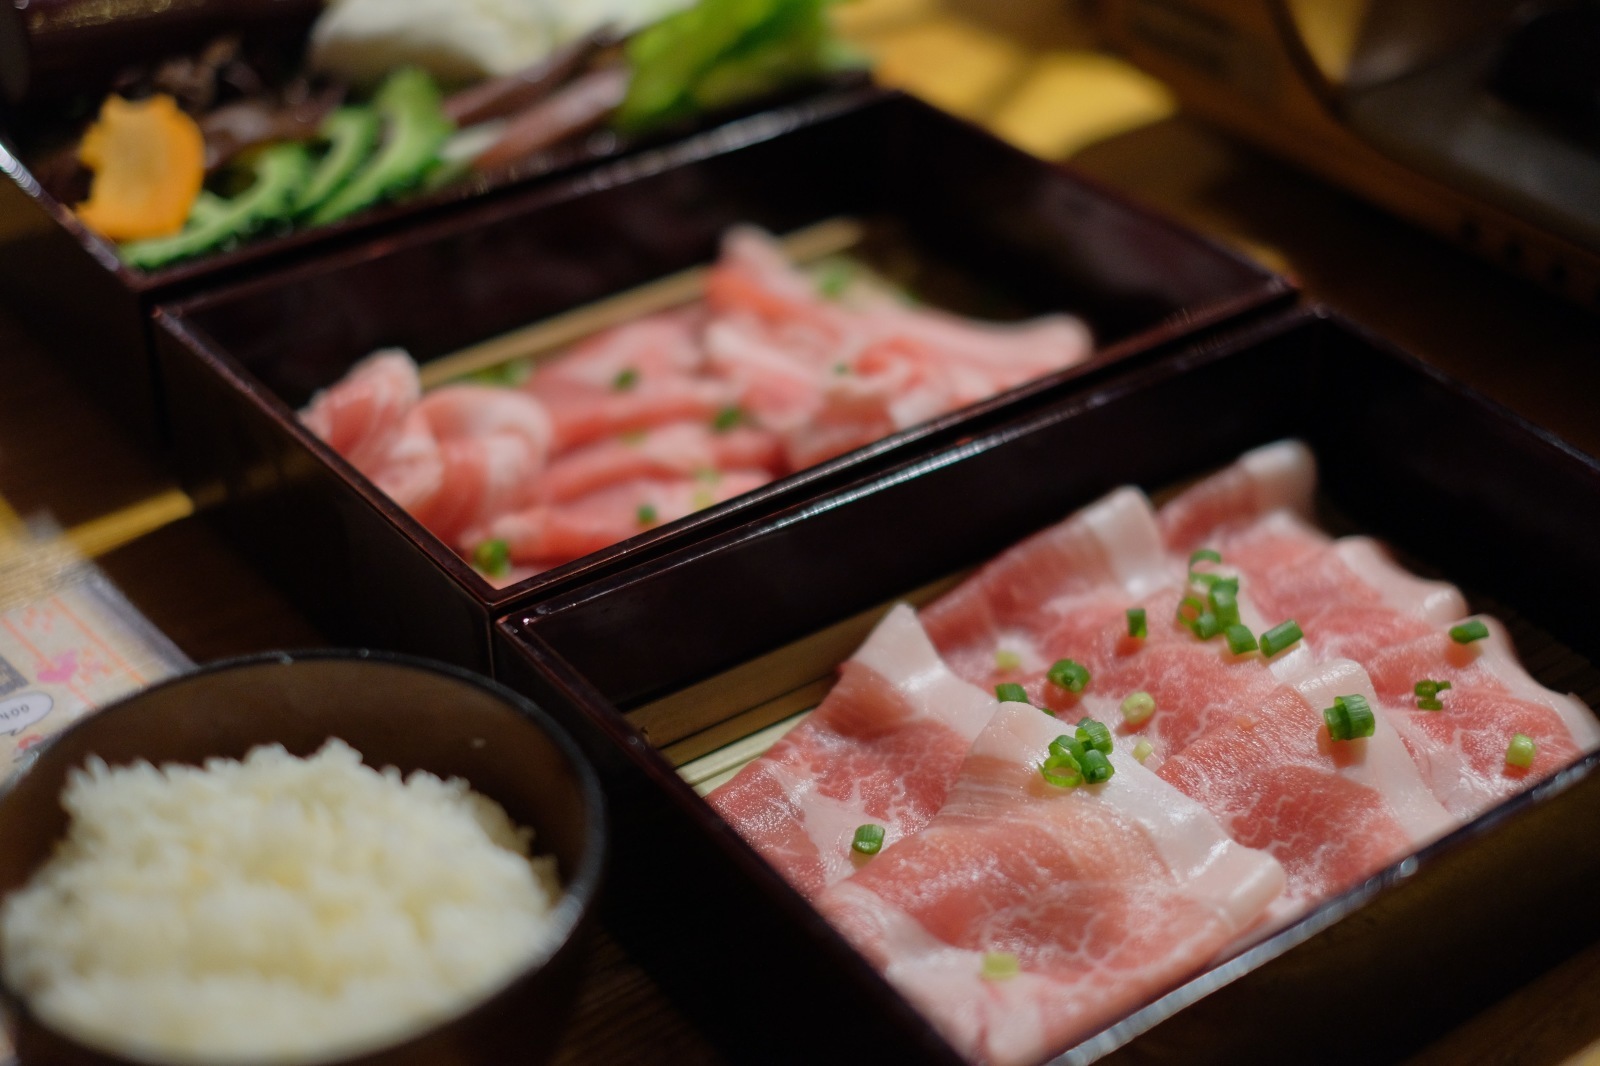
[152,87,1290,671]
[494,307,1600,1065]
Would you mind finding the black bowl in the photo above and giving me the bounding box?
[0,650,606,1066]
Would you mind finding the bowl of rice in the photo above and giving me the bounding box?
[0,650,606,1066]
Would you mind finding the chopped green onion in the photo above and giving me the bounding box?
[1323,694,1376,742]
[1192,612,1222,640]
[1080,748,1114,784]
[619,429,648,446]
[1076,717,1114,755]
[1224,624,1258,655]
[1259,620,1303,657]
[1047,659,1090,693]
[1120,691,1156,726]
[1415,679,1452,711]
[1132,739,1155,763]
[612,366,640,391]
[1506,733,1537,769]
[711,405,746,433]
[981,952,1020,981]
[996,682,1030,704]
[1041,737,1084,787]
[1189,548,1222,569]
[994,649,1023,672]
[1177,595,1205,625]
[636,503,659,527]
[851,824,885,855]
[1208,584,1241,627]
[694,467,721,484]
[471,538,511,578]
[1450,620,1490,644]
[832,362,850,376]
[691,488,716,511]
[1127,607,1147,639]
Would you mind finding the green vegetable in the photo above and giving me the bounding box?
[1133,739,1155,763]
[981,952,1020,980]
[1040,736,1083,787]
[1323,694,1375,742]
[1506,733,1537,769]
[1120,691,1155,726]
[851,824,885,855]
[1127,607,1147,640]
[1075,717,1113,756]
[637,504,659,526]
[711,405,746,432]
[294,106,382,217]
[1080,748,1114,784]
[617,0,854,132]
[994,649,1022,672]
[310,68,452,226]
[471,538,511,578]
[1224,624,1258,656]
[1450,620,1490,645]
[1259,620,1303,657]
[122,143,312,269]
[613,367,641,392]
[995,683,1029,705]
[1046,659,1090,693]
[1414,679,1452,711]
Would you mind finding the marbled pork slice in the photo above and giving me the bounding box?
[1156,439,1317,553]
[706,605,1000,900]
[299,348,421,474]
[1362,616,1600,818]
[1155,658,1455,924]
[922,486,1171,682]
[815,702,1285,1066]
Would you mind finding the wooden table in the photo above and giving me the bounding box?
[3,4,1599,1061]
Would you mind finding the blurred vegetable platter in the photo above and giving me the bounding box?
[40,0,859,271]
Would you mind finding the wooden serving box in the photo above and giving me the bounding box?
[0,0,865,440]
[151,87,1290,672]
[492,307,1600,1065]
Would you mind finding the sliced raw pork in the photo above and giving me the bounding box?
[706,605,1001,900]
[815,702,1285,1066]
[1155,658,1454,922]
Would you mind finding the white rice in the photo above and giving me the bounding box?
[0,739,561,1064]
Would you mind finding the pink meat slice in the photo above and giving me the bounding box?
[525,374,736,453]
[412,434,547,546]
[299,348,421,474]
[1155,658,1454,923]
[706,605,1002,899]
[922,486,1171,683]
[367,408,443,513]
[535,420,784,504]
[1362,617,1600,818]
[815,702,1285,1066]
[416,383,553,468]
[1157,439,1317,553]
[531,305,707,387]
[474,468,771,568]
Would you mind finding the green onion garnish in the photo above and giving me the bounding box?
[851,824,885,855]
[1080,748,1114,784]
[1120,691,1156,726]
[612,366,640,391]
[1076,717,1114,755]
[1506,733,1537,769]
[1047,659,1090,693]
[1041,736,1084,787]
[691,488,716,511]
[636,504,659,527]
[994,649,1023,672]
[1127,607,1147,639]
[1133,739,1155,763]
[1224,624,1258,656]
[471,538,511,578]
[981,952,1020,980]
[832,362,850,376]
[996,682,1030,704]
[1414,679,1452,711]
[1189,548,1222,570]
[1450,620,1490,644]
[1323,694,1376,742]
[1192,612,1222,640]
[619,429,648,446]
[711,405,746,433]
[1259,620,1303,657]
[1208,584,1240,627]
